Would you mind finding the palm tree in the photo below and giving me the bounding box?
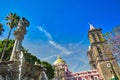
[1,13,20,61]
[0,23,4,35]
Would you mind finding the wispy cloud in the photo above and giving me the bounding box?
[43,54,58,61]
[37,26,90,72]
[38,26,52,40]
[38,26,71,55]
[49,40,71,55]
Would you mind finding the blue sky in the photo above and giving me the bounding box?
[0,0,120,72]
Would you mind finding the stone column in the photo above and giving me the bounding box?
[10,18,28,61]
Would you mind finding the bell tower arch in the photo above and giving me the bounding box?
[87,24,120,80]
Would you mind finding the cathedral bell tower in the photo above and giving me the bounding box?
[87,24,120,80]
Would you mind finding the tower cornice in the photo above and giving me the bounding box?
[88,28,102,33]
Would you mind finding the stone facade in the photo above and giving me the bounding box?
[0,61,45,80]
[87,24,120,80]
[0,18,47,80]
[53,56,103,80]
[66,69,103,80]
[53,24,120,80]
[53,56,67,80]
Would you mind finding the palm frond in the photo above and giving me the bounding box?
[0,23,4,35]
[6,13,20,29]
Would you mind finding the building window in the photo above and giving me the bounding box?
[94,76,98,80]
[97,47,102,53]
[97,33,101,39]
[90,54,93,61]
[97,47,103,59]
[92,34,97,42]
[91,76,94,79]
[93,64,96,69]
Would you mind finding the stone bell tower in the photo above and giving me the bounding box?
[87,24,120,80]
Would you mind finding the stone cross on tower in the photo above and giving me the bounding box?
[10,17,29,61]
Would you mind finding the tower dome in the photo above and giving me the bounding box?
[53,56,66,65]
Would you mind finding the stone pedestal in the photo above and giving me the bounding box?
[0,18,48,80]
[0,61,45,80]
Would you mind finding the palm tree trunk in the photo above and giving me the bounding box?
[0,28,12,61]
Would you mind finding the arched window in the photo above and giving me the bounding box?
[97,33,101,39]
[97,47,102,53]
[90,53,93,61]
[93,64,96,69]
[92,34,97,42]
[97,47,103,59]
[94,76,98,80]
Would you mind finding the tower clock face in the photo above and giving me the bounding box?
[106,62,111,68]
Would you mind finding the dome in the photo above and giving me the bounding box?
[53,56,66,65]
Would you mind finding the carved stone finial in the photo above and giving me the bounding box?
[17,18,28,33]
[89,23,95,30]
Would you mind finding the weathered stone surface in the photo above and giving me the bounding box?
[0,61,45,80]
[0,18,48,80]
